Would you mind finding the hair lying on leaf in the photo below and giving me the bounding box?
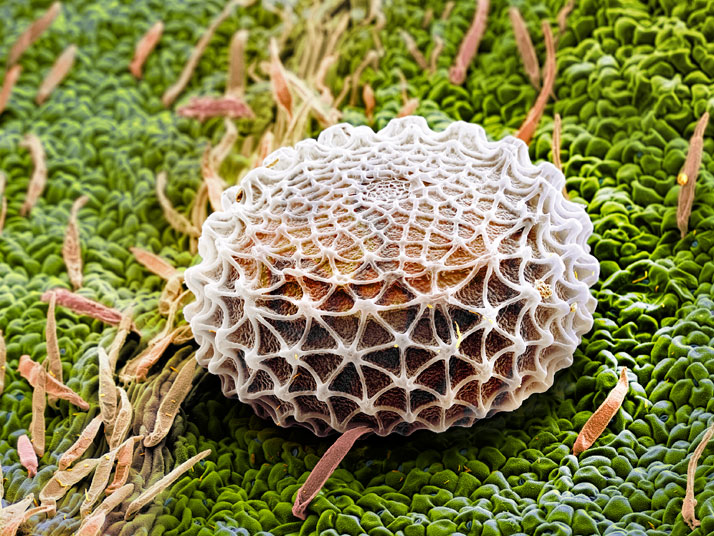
[677,112,709,238]
[155,171,201,237]
[129,247,179,281]
[449,0,490,85]
[36,44,76,105]
[682,422,714,530]
[19,354,89,410]
[162,0,250,106]
[516,21,556,144]
[0,65,22,116]
[58,415,103,470]
[509,7,539,89]
[129,21,163,79]
[62,195,88,290]
[7,2,62,66]
[19,133,47,217]
[30,364,46,456]
[42,288,136,332]
[124,449,211,520]
[144,358,196,447]
[17,434,38,477]
[573,367,628,456]
[97,347,118,441]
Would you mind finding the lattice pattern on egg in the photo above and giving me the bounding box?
[184,117,599,437]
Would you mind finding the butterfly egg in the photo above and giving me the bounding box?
[184,116,599,437]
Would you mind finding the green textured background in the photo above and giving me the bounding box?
[1,0,714,535]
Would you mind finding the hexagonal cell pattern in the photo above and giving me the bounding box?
[184,117,599,437]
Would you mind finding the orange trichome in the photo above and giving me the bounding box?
[572,367,628,456]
